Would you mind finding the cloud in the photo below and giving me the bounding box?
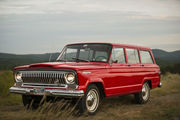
[0,0,180,17]
[0,0,180,53]
[0,12,180,54]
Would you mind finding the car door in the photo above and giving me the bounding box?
[105,47,130,96]
[125,48,142,92]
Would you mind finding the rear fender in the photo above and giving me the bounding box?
[142,76,159,89]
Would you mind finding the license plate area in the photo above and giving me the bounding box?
[33,88,45,95]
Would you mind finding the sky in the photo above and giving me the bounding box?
[0,0,180,54]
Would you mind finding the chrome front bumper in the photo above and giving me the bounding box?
[9,86,84,97]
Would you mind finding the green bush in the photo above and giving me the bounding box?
[0,71,14,96]
[0,71,21,105]
[160,63,180,74]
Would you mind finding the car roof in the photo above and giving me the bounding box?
[67,42,151,50]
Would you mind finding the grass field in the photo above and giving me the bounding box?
[0,71,180,120]
[0,71,21,106]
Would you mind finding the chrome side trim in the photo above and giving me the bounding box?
[9,87,84,97]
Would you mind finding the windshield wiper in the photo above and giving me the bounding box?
[72,57,89,62]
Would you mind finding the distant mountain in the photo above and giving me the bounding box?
[152,49,180,66]
[0,53,59,69]
[0,49,180,69]
[0,52,60,61]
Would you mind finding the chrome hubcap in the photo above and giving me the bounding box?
[86,89,99,112]
[142,83,149,101]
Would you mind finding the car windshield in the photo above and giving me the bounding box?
[56,44,112,62]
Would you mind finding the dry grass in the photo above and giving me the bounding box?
[151,73,180,97]
[0,71,180,120]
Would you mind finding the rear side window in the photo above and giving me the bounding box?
[140,50,154,64]
[111,48,126,63]
[126,48,140,64]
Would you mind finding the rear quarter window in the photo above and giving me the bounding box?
[140,50,154,64]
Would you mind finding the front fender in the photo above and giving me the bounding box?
[77,71,106,95]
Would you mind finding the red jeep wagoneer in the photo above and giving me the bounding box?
[10,43,161,114]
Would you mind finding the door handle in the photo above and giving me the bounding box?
[127,64,131,67]
[141,64,144,67]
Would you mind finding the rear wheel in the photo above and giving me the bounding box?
[78,84,100,115]
[134,82,150,104]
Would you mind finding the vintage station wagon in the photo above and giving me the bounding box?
[10,43,161,114]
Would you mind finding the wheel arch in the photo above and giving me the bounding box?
[88,82,106,98]
[142,79,152,89]
[82,76,107,98]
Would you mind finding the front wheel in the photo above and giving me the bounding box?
[134,82,150,104]
[78,84,100,115]
[22,95,43,109]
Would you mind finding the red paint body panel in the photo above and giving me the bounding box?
[14,43,161,98]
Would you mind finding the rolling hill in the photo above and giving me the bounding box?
[0,49,180,70]
[152,49,180,66]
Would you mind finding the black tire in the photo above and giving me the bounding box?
[134,82,150,104]
[22,95,43,109]
[78,84,100,115]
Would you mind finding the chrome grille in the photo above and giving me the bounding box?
[21,71,66,84]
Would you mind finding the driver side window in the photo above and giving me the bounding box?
[111,47,126,64]
[94,51,108,62]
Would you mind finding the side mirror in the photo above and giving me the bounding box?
[110,59,118,66]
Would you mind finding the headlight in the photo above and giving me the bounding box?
[15,72,22,82]
[65,73,75,84]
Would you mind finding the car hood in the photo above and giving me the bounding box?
[14,62,108,71]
